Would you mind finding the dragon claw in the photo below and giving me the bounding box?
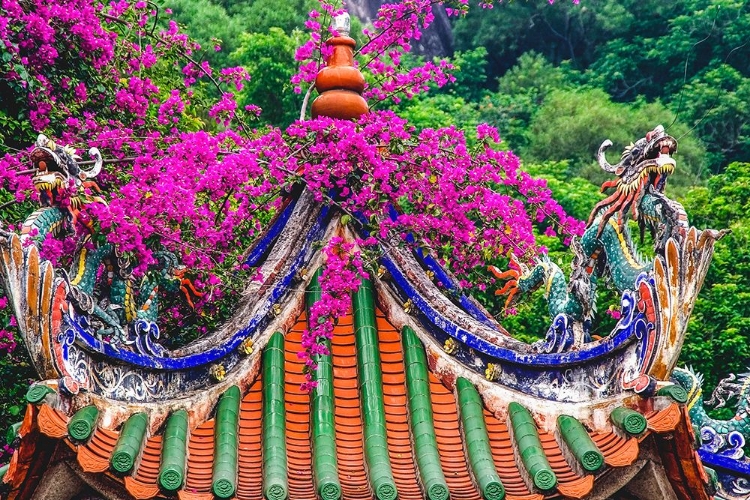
[495,279,518,297]
[489,265,520,281]
[489,255,525,309]
[180,278,203,309]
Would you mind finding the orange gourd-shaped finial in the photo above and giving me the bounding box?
[311,13,369,120]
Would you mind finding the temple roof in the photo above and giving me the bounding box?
[0,47,727,497]
[3,288,712,500]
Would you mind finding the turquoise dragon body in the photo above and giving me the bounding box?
[673,366,750,459]
[491,125,688,346]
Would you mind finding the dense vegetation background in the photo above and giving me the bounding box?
[0,0,749,431]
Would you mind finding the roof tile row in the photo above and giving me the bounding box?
[16,307,687,500]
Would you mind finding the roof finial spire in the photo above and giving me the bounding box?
[311,10,368,120]
[332,12,350,37]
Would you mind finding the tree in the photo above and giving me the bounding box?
[476,52,573,151]
[525,88,706,191]
[231,28,302,127]
[679,162,750,394]
[162,0,244,69]
[676,65,750,174]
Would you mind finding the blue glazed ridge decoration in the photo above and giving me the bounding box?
[381,255,643,367]
[68,205,331,370]
[244,195,299,267]
[380,207,498,328]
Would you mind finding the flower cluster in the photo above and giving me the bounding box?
[0,0,584,390]
[0,297,15,355]
[300,238,367,389]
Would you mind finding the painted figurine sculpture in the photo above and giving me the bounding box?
[491,125,692,349]
[13,134,200,350]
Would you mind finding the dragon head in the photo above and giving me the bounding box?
[588,125,678,234]
[29,134,102,207]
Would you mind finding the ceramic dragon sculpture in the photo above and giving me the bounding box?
[491,125,689,347]
[5,135,200,348]
[672,367,750,459]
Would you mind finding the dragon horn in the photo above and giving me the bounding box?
[35,133,57,149]
[597,139,620,173]
[81,147,103,179]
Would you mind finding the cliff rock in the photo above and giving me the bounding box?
[346,0,453,57]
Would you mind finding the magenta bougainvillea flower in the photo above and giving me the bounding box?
[0,0,583,388]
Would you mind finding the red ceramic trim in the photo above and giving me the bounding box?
[37,404,67,438]
[124,476,160,500]
[646,403,682,433]
[555,475,595,499]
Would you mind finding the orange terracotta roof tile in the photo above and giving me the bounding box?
[4,405,39,491]
[124,476,160,500]
[538,430,592,497]
[331,309,372,500]
[177,492,214,500]
[184,419,214,494]
[284,317,318,500]
[125,434,162,499]
[18,404,36,438]
[78,428,118,473]
[429,373,482,500]
[484,410,542,499]
[556,475,595,499]
[37,404,67,439]
[376,312,423,500]
[646,403,682,433]
[591,432,640,468]
[236,378,263,500]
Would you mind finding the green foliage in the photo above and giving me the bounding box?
[496,52,572,98]
[525,88,706,192]
[163,0,244,68]
[396,93,479,131]
[680,163,750,393]
[231,28,302,127]
[453,0,601,75]
[675,65,750,174]
[475,53,572,151]
[223,0,315,36]
[453,0,750,173]
[448,48,490,102]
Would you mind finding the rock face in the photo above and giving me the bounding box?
[346,0,453,57]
